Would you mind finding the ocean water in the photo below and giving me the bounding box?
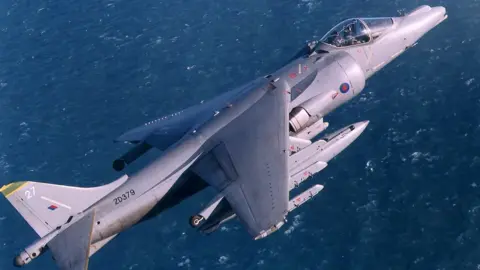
[1,0,479,269]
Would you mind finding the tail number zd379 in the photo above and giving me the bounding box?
[113,189,135,205]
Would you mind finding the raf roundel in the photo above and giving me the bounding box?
[339,82,350,93]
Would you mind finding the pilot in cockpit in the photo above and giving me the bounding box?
[320,17,394,48]
[331,30,345,47]
[344,25,355,44]
[348,23,367,45]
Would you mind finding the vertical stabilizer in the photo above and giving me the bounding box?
[0,175,128,237]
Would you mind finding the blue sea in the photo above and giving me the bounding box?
[1,0,479,269]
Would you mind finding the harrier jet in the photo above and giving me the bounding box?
[1,5,447,270]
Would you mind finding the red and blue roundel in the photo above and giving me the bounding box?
[339,83,350,93]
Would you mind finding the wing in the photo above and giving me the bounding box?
[115,79,267,150]
[192,81,289,238]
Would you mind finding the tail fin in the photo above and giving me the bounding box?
[0,175,128,237]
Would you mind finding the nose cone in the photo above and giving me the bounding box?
[354,120,369,134]
[13,255,26,267]
[402,5,447,41]
[406,5,433,17]
[425,6,447,28]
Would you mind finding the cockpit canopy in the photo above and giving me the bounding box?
[320,17,394,47]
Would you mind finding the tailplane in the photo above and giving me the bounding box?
[48,211,96,270]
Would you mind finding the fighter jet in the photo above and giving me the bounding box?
[1,5,446,270]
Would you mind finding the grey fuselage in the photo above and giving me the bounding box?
[79,5,447,245]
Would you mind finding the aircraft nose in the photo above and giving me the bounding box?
[406,5,446,18]
[406,5,432,16]
[430,6,447,22]
[422,6,447,32]
[402,5,447,40]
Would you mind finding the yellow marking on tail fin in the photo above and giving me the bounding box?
[0,181,28,197]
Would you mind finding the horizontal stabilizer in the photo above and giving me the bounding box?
[48,211,95,270]
[89,234,117,257]
[288,184,324,212]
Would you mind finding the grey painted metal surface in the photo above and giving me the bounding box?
[194,120,370,233]
[0,5,447,270]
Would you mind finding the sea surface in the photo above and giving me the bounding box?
[0,0,479,269]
